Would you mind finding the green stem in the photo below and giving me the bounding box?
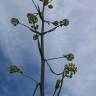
[45,56,64,61]
[40,2,45,96]
[53,89,57,96]
[57,70,65,96]
[33,83,40,96]
[19,22,41,35]
[46,60,63,75]
[43,25,60,35]
[21,73,38,84]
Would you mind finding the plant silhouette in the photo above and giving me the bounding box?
[9,0,77,96]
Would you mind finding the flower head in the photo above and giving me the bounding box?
[9,65,22,74]
[27,13,38,24]
[64,63,77,78]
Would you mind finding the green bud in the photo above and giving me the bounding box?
[48,5,53,9]
[60,21,64,27]
[55,79,61,90]
[64,53,74,61]
[52,21,58,26]
[33,34,38,40]
[62,19,69,26]
[11,18,19,26]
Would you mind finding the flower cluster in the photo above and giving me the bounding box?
[64,63,77,78]
[52,19,69,27]
[27,13,38,24]
[9,65,23,74]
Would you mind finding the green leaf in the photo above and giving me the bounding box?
[9,65,23,73]
[11,18,19,26]
[27,13,38,24]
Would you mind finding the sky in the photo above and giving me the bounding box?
[0,0,96,96]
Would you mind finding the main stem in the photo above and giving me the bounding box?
[40,3,45,96]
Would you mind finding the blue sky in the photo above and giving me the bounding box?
[0,0,96,96]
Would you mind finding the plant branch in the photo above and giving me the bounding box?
[37,41,63,76]
[43,25,60,35]
[22,72,40,96]
[36,5,52,25]
[33,83,40,96]
[45,56,64,61]
[44,20,53,25]
[57,69,65,96]
[45,60,63,75]
[31,0,39,11]
[21,73,39,84]
[37,39,45,60]
[53,88,57,96]
[40,1,45,96]
[31,0,43,21]
[19,22,41,35]
[37,4,43,21]
[37,40,63,76]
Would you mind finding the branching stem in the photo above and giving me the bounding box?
[43,25,60,35]
[40,1,45,96]
[33,83,40,96]
[21,73,39,84]
[19,22,41,35]
[45,60,63,75]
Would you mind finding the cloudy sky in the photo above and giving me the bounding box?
[0,0,96,96]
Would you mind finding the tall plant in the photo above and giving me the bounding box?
[9,0,77,96]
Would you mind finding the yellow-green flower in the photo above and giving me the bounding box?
[27,13,38,24]
[9,65,23,73]
[64,63,77,78]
